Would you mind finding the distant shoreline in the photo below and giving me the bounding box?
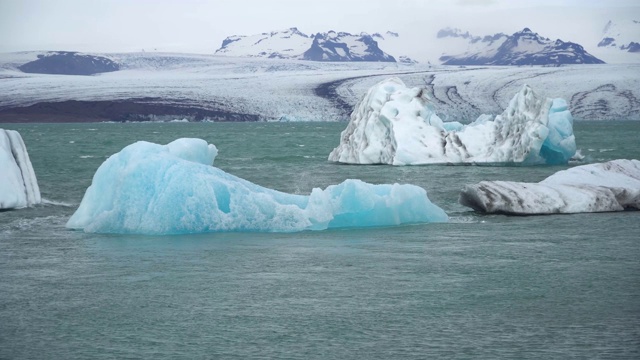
[0,99,261,123]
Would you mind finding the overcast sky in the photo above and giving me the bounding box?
[1,0,638,54]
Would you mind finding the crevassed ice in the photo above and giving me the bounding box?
[0,129,41,209]
[328,78,576,165]
[66,138,448,234]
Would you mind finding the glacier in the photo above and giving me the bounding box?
[0,129,41,210]
[459,159,640,215]
[66,138,448,234]
[328,78,576,165]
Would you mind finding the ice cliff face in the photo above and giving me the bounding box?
[440,28,604,65]
[215,28,396,62]
[0,129,41,209]
[459,159,640,214]
[328,78,576,165]
[66,138,447,234]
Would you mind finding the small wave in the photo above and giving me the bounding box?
[569,149,587,164]
[1,215,68,234]
[447,216,481,224]
[599,149,615,152]
[69,140,75,143]
[79,155,95,158]
[571,149,585,161]
[42,199,75,207]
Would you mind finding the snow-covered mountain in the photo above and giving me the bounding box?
[215,27,311,59]
[598,20,640,52]
[302,31,395,62]
[439,28,604,66]
[436,28,508,64]
[371,31,418,64]
[215,28,396,62]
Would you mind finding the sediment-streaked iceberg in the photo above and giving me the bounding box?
[66,138,448,234]
[328,78,576,165]
[459,159,640,214]
[0,129,41,209]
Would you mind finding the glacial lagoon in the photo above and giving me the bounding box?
[1,121,639,359]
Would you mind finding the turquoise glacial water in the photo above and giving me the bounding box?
[1,121,639,359]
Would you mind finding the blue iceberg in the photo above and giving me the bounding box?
[66,138,448,234]
[539,99,577,165]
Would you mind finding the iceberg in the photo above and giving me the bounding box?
[459,159,640,214]
[328,78,576,165]
[66,138,448,234]
[0,129,41,209]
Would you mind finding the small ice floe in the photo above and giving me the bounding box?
[459,159,640,215]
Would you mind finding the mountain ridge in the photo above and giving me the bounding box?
[439,28,604,65]
[598,19,640,53]
[215,28,396,62]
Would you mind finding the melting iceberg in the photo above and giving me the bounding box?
[459,159,640,214]
[328,78,576,165]
[66,138,447,234]
[0,129,41,209]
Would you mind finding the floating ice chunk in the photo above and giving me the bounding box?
[66,138,447,234]
[0,129,41,209]
[328,78,576,165]
[459,159,640,214]
[540,98,577,164]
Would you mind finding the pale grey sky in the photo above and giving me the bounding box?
[1,0,638,54]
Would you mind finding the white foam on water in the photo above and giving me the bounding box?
[42,198,75,207]
[447,216,480,224]
[1,215,68,234]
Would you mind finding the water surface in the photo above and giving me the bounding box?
[1,121,639,359]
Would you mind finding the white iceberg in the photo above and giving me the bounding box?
[66,138,447,234]
[0,129,41,209]
[328,78,576,165]
[459,159,640,214]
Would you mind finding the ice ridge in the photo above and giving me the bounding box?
[328,78,576,165]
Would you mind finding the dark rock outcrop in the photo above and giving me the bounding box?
[302,32,395,62]
[19,52,120,75]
